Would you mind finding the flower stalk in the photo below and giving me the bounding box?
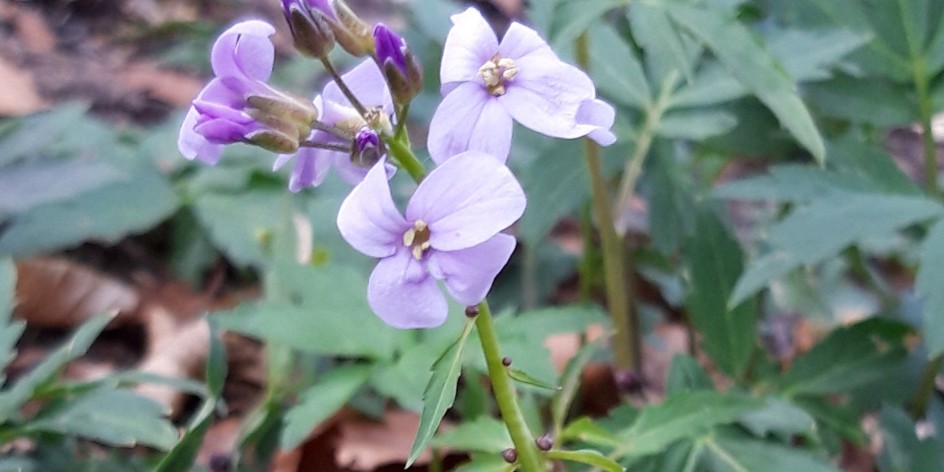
[575,32,641,374]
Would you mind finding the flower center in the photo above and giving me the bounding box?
[478,54,518,96]
[402,219,431,260]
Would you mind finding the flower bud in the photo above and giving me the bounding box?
[328,0,374,57]
[282,0,336,58]
[242,92,319,154]
[351,127,384,167]
[247,129,300,154]
[373,24,423,105]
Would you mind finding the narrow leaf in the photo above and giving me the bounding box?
[281,365,372,449]
[665,4,825,163]
[407,319,475,466]
[705,434,840,472]
[590,24,650,108]
[431,416,512,454]
[508,368,561,391]
[0,258,24,384]
[917,219,944,356]
[546,449,624,472]
[550,0,627,47]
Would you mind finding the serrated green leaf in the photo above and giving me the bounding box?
[877,405,944,472]
[917,219,944,356]
[684,205,755,378]
[550,0,627,47]
[508,368,560,391]
[26,387,177,450]
[431,416,512,454]
[546,449,624,472]
[590,23,650,108]
[0,313,112,422]
[615,391,761,458]
[780,318,911,396]
[216,263,399,360]
[408,319,475,466]
[665,354,714,394]
[665,4,825,164]
[703,433,840,472]
[281,365,372,450]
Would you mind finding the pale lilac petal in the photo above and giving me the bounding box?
[407,151,525,251]
[193,118,252,142]
[440,8,499,87]
[429,233,516,306]
[368,251,448,329]
[323,60,393,114]
[178,108,223,164]
[211,20,276,82]
[499,58,596,139]
[427,82,512,164]
[333,153,396,185]
[337,159,408,257]
[498,21,558,63]
[287,148,331,191]
[578,99,617,146]
[273,153,293,170]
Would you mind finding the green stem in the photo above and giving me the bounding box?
[383,135,427,181]
[395,103,411,140]
[578,202,595,302]
[575,33,640,374]
[475,301,544,472]
[899,0,939,198]
[320,57,369,118]
[910,353,944,418]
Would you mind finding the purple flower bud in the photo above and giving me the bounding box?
[372,23,423,105]
[282,0,336,58]
[351,126,383,167]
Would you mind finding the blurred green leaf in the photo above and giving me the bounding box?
[26,388,177,450]
[431,415,512,453]
[806,76,915,126]
[780,318,911,396]
[877,405,944,472]
[546,448,623,472]
[217,263,399,360]
[738,397,816,438]
[665,4,825,163]
[665,354,713,394]
[519,141,587,245]
[918,219,944,356]
[455,453,514,472]
[731,194,943,306]
[192,189,288,267]
[508,368,560,391]
[0,313,112,422]
[615,391,761,458]
[408,318,475,466]
[281,365,372,450]
[154,317,226,472]
[702,432,840,472]
[550,0,627,47]
[768,28,870,82]
[0,259,23,385]
[628,3,696,84]
[0,161,124,215]
[590,23,650,108]
[561,416,622,448]
[684,205,755,379]
[647,143,696,254]
[656,109,738,140]
[552,339,604,432]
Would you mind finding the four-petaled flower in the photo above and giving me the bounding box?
[274,59,395,191]
[179,21,315,165]
[337,152,526,328]
[427,8,616,164]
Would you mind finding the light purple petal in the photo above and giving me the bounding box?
[578,99,617,146]
[333,152,396,185]
[323,59,393,114]
[287,148,332,191]
[427,82,512,164]
[193,117,253,142]
[498,21,558,63]
[429,233,516,306]
[440,8,499,87]
[178,108,223,164]
[499,58,596,139]
[368,251,448,329]
[337,159,408,257]
[406,151,525,251]
[211,20,276,82]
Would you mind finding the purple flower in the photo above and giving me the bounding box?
[337,152,525,328]
[179,20,316,164]
[427,8,616,164]
[372,23,423,104]
[273,59,395,191]
[373,24,407,74]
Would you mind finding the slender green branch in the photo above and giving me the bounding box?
[395,103,411,140]
[910,353,944,418]
[320,57,369,118]
[899,0,939,198]
[575,33,640,374]
[383,135,427,181]
[475,301,544,472]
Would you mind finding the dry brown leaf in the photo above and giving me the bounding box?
[11,6,56,54]
[0,56,48,116]
[15,257,139,328]
[335,410,431,470]
[120,62,204,108]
